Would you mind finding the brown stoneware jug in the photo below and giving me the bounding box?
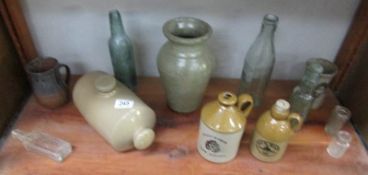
[26,57,70,109]
[250,99,303,162]
[197,92,253,163]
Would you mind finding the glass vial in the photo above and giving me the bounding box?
[326,130,352,159]
[108,10,137,91]
[239,14,278,107]
[325,105,351,135]
[289,63,323,121]
[12,129,72,162]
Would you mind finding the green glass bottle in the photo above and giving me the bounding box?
[289,63,323,121]
[239,14,278,107]
[108,10,137,90]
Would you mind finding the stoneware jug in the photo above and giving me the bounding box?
[157,17,215,113]
[197,92,253,163]
[250,99,302,162]
[73,71,156,151]
[25,57,70,109]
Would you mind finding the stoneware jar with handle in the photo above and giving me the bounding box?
[157,17,215,113]
[25,57,70,109]
[73,71,156,151]
[250,99,302,162]
[197,92,253,163]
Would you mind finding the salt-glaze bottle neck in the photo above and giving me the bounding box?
[109,10,126,36]
[270,99,290,120]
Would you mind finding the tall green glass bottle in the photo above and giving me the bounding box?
[108,10,137,90]
[239,14,279,107]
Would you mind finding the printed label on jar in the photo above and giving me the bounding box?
[250,131,288,162]
[114,99,134,109]
[197,122,244,163]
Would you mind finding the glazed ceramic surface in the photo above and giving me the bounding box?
[198,92,253,163]
[26,57,70,109]
[157,17,215,113]
[73,71,156,151]
[108,10,137,91]
[250,99,302,162]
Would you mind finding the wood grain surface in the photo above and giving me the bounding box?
[0,77,367,175]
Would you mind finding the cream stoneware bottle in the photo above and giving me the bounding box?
[250,99,302,162]
[197,92,253,163]
[73,71,156,151]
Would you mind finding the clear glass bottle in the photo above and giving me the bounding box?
[12,129,72,162]
[108,10,137,91]
[325,105,351,135]
[239,14,278,107]
[289,63,323,121]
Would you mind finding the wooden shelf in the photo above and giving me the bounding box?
[0,77,367,175]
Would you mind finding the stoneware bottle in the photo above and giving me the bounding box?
[157,17,215,113]
[197,92,253,163]
[73,71,156,151]
[250,99,302,162]
[108,10,137,91]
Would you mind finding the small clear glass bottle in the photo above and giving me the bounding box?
[325,105,351,135]
[239,14,278,107]
[289,63,323,121]
[12,129,72,162]
[326,130,352,158]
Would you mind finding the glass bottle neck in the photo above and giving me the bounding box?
[297,80,317,94]
[258,23,276,40]
[109,11,126,36]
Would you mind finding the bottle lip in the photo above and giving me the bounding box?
[218,92,237,106]
[271,99,290,120]
[263,14,279,25]
[109,9,121,18]
[307,58,338,75]
[334,105,351,120]
[163,17,212,45]
[274,99,290,112]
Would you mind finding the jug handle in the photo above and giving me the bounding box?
[237,94,254,118]
[288,113,303,132]
[58,64,71,85]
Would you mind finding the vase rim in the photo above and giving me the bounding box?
[163,17,212,45]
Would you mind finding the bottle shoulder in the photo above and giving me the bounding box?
[256,111,294,142]
[201,101,245,133]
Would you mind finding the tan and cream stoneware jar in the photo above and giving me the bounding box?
[73,71,156,151]
[197,92,253,163]
[250,99,302,162]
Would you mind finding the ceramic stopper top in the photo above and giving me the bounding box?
[133,128,155,150]
[271,99,290,120]
[94,75,116,93]
[218,92,237,106]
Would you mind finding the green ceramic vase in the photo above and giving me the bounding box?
[157,17,215,113]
